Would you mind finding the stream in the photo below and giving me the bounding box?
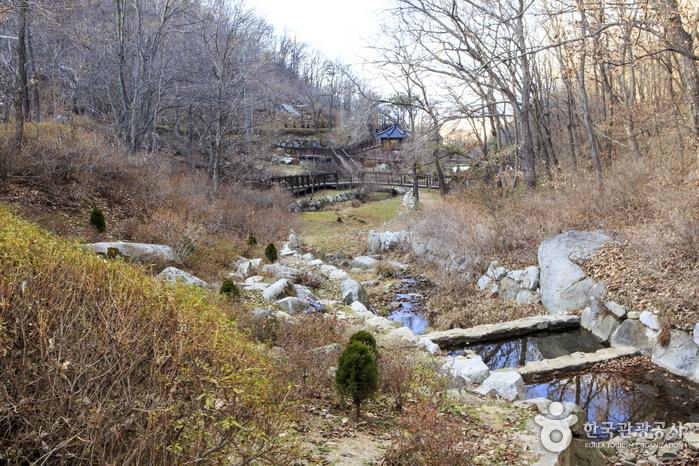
[387,278,699,439]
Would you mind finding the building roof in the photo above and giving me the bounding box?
[375,123,409,140]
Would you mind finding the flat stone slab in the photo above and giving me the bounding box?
[423,315,580,347]
[516,346,639,380]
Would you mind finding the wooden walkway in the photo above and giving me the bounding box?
[267,171,455,195]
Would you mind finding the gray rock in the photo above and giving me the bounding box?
[627,311,641,319]
[302,253,315,261]
[276,296,308,314]
[694,323,699,347]
[610,319,656,356]
[340,278,370,308]
[605,301,628,319]
[516,289,540,305]
[351,256,378,270]
[651,330,699,377]
[476,370,525,401]
[293,284,317,301]
[521,266,540,290]
[498,277,520,301]
[262,279,296,301]
[537,230,611,314]
[640,311,660,331]
[235,258,263,278]
[486,262,508,280]
[441,355,490,385]
[83,241,179,263]
[367,230,410,254]
[156,267,210,289]
[308,259,324,267]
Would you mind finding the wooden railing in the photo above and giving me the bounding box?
[268,171,455,194]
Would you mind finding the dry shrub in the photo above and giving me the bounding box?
[271,315,346,400]
[383,403,480,466]
[0,209,297,464]
[379,351,417,412]
[297,271,323,289]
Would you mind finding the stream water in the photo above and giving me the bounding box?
[387,277,429,335]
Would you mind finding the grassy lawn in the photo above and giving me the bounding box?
[301,194,401,256]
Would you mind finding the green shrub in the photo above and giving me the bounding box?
[90,207,106,232]
[247,234,257,246]
[265,243,278,263]
[220,278,239,298]
[335,341,378,417]
[348,331,377,356]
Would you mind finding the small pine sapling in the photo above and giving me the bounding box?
[90,207,106,232]
[265,243,278,263]
[335,341,378,418]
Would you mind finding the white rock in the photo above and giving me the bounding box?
[383,326,418,346]
[365,316,396,332]
[156,267,210,289]
[302,253,315,261]
[351,256,378,270]
[537,230,611,314]
[350,301,375,320]
[477,274,492,290]
[83,241,179,263]
[262,279,295,301]
[507,269,524,282]
[639,311,660,331]
[367,230,410,254]
[441,356,490,385]
[521,266,540,290]
[694,323,699,347]
[308,259,324,267]
[276,297,308,315]
[476,370,525,401]
[293,284,317,301]
[417,338,441,354]
[651,330,699,377]
[235,258,263,278]
[627,311,641,319]
[260,263,299,280]
[605,301,628,319]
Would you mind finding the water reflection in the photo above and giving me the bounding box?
[454,329,604,370]
[387,279,429,335]
[526,368,699,439]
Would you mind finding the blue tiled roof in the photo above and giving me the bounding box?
[376,124,409,140]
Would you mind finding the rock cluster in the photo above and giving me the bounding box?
[289,190,364,212]
[477,262,541,305]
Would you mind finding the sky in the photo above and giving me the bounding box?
[249,0,392,66]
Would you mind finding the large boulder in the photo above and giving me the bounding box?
[83,241,179,263]
[156,267,210,289]
[610,319,656,355]
[340,278,370,308]
[262,278,296,301]
[441,356,490,385]
[581,306,620,343]
[537,230,611,314]
[476,370,525,401]
[367,230,410,254]
[651,330,699,377]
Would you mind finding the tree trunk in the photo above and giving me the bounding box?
[17,0,30,121]
[515,1,536,188]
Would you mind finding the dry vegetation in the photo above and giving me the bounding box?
[415,131,698,325]
[0,208,298,464]
[0,121,298,281]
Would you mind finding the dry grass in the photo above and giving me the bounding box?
[0,208,298,464]
[416,134,698,324]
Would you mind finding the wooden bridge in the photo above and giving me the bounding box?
[267,171,455,195]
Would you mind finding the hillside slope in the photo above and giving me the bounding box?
[0,207,296,464]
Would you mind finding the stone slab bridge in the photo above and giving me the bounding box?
[267,171,455,195]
